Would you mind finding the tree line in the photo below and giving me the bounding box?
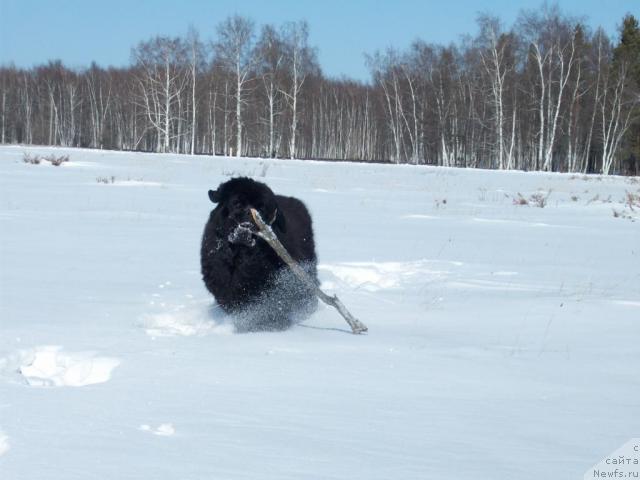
[0,5,639,174]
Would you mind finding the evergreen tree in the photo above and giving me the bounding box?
[613,14,640,174]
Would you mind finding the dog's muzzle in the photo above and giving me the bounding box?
[228,221,257,247]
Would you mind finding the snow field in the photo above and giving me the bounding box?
[0,145,638,479]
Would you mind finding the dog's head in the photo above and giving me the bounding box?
[208,177,285,247]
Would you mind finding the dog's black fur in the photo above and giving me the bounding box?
[200,177,318,331]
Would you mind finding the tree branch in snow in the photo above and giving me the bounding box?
[250,208,368,334]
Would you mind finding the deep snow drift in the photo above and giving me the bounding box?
[0,145,638,479]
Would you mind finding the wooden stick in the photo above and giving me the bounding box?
[250,208,368,334]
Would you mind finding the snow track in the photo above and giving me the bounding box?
[2,346,120,387]
[139,423,176,436]
[141,307,233,337]
[0,429,9,457]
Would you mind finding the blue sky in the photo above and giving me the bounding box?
[0,0,636,80]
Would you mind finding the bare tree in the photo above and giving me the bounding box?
[0,9,637,175]
[281,20,317,159]
[256,24,285,158]
[85,63,112,149]
[477,15,512,169]
[214,15,256,157]
[186,27,206,155]
[132,36,189,153]
[519,6,577,171]
[367,49,405,163]
[566,24,589,172]
[597,33,637,174]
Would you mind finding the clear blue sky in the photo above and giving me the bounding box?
[0,0,636,81]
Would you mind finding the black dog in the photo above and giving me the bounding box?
[200,177,318,331]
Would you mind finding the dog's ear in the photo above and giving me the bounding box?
[272,207,286,233]
[208,189,220,203]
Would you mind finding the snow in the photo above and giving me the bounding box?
[584,438,640,479]
[0,430,8,457]
[0,145,639,479]
[141,304,235,337]
[13,345,120,387]
[139,423,176,437]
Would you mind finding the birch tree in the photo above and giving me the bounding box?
[477,15,511,169]
[281,20,317,159]
[186,27,206,155]
[0,9,638,173]
[215,15,256,157]
[519,6,578,171]
[256,24,285,158]
[85,63,112,149]
[132,36,189,152]
[598,26,638,174]
[366,49,405,162]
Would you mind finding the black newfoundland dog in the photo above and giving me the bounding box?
[200,177,318,331]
